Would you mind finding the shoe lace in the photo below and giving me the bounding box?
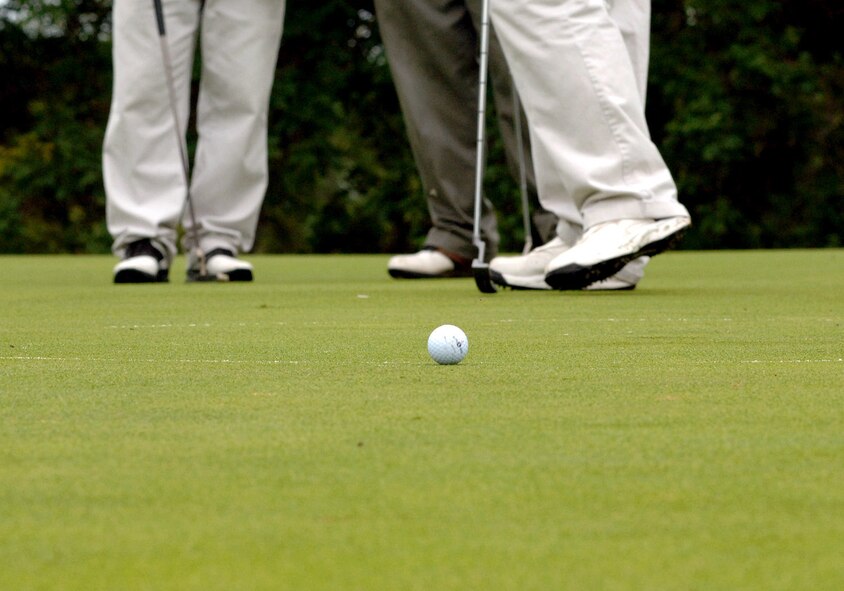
[125,239,163,261]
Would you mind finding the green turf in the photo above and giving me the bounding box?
[1,250,842,590]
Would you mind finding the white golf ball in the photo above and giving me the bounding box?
[427,324,469,365]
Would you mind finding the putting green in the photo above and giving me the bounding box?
[1,250,842,590]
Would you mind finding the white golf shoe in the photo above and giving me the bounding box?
[387,248,471,279]
[187,248,253,282]
[490,236,648,291]
[544,216,690,290]
[113,239,169,283]
[489,237,568,290]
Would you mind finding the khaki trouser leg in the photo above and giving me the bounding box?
[375,0,549,260]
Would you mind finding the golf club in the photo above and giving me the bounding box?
[151,0,208,279]
[512,84,533,256]
[470,0,497,294]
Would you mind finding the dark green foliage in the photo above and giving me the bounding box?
[0,0,112,253]
[1,0,842,253]
[258,1,423,254]
[649,0,844,247]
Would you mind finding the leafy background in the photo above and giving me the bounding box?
[1,0,842,254]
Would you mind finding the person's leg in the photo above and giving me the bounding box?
[189,0,285,259]
[104,0,201,275]
[490,0,689,289]
[492,0,687,224]
[488,0,654,290]
[375,0,498,267]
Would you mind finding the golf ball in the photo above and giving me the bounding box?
[427,324,469,365]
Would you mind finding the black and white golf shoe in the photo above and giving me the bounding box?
[489,236,648,291]
[187,248,253,282]
[544,216,690,290]
[113,239,170,283]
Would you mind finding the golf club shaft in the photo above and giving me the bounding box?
[151,0,206,276]
[471,0,491,263]
[469,0,497,293]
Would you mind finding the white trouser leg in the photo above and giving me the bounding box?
[189,0,285,254]
[104,0,201,259]
[609,0,651,103]
[490,0,689,238]
[103,0,285,258]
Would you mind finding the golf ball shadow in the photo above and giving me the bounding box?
[427,324,469,365]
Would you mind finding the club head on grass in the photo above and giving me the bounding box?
[187,273,229,283]
[472,260,497,294]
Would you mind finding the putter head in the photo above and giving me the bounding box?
[186,247,218,282]
[187,272,229,283]
[472,260,497,294]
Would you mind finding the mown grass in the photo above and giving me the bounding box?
[1,250,842,590]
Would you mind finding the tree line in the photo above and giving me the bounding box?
[1,0,842,254]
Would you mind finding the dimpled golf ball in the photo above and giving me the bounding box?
[427,324,469,365]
